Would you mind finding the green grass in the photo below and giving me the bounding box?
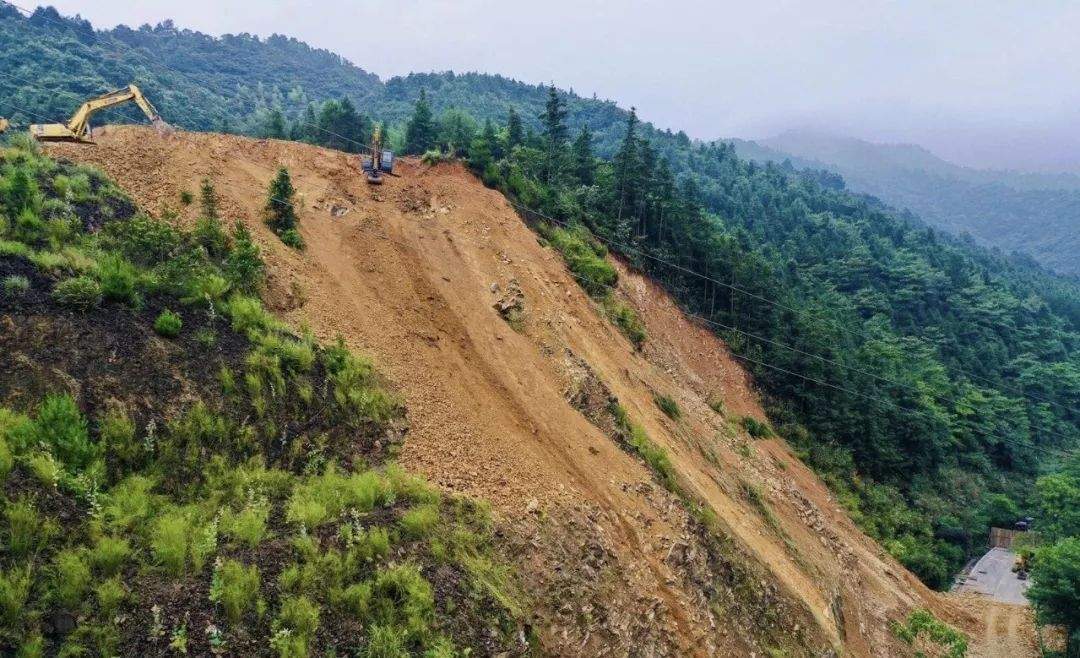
[153,309,183,337]
[1,275,29,297]
[654,393,681,420]
[741,416,774,439]
[891,609,968,658]
[51,275,102,309]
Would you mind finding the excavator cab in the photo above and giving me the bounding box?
[363,125,393,184]
[29,84,168,143]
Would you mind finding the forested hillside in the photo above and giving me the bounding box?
[411,90,1080,589]
[3,5,1079,593]
[0,5,381,134]
[735,131,1080,276]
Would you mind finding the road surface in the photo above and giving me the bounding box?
[955,547,1030,604]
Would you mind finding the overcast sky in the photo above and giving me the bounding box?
[41,0,1080,172]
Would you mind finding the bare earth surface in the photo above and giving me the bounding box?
[48,126,1015,656]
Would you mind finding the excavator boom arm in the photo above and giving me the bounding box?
[67,85,162,138]
[30,84,165,143]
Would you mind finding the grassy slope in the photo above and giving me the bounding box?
[0,136,525,657]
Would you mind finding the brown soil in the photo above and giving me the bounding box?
[47,125,987,656]
[952,595,1038,658]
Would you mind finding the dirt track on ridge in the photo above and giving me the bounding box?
[47,126,990,656]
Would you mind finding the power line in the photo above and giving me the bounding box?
[507,200,1080,416]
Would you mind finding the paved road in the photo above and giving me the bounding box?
[955,547,1030,605]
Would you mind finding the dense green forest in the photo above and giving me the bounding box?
[735,131,1080,277]
[3,6,1079,593]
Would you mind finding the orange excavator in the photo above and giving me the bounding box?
[29,84,168,143]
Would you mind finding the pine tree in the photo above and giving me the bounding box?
[199,178,218,220]
[613,108,641,230]
[482,118,502,160]
[263,109,286,139]
[404,89,437,155]
[571,125,595,185]
[539,86,568,183]
[506,107,523,149]
[265,167,298,241]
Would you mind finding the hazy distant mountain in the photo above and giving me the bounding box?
[733,130,1080,276]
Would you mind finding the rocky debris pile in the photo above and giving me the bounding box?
[492,279,525,325]
[560,350,620,436]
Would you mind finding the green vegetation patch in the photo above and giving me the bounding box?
[890,609,968,658]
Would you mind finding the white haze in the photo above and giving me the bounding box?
[40,0,1080,173]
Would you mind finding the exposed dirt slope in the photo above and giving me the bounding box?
[49,126,978,656]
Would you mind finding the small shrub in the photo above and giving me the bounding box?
[891,609,968,658]
[368,564,435,634]
[52,275,102,310]
[89,535,131,576]
[603,298,647,348]
[101,213,179,266]
[366,624,409,658]
[654,394,681,420]
[95,577,126,617]
[706,394,725,415]
[194,327,216,347]
[741,416,774,439]
[154,309,182,338]
[97,253,138,304]
[51,549,91,609]
[33,393,97,471]
[421,149,449,166]
[183,272,231,306]
[222,502,269,548]
[179,190,194,205]
[335,582,372,618]
[400,503,440,539]
[285,490,330,529]
[279,228,304,250]
[150,509,192,575]
[276,595,319,638]
[25,451,62,487]
[224,222,264,292]
[0,437,12,482]
[101,475,156,532]
[6,497,56,558]
[347,526,391,563]
[0,566,32,627]
[99,407,140,474]
[2,275,29,297]
[211,559,260,624]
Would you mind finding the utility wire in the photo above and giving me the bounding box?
[508,200,1079,416]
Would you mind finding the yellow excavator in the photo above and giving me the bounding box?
[361,124,394,185]
[0,118,9,134]
[29,84,168,143]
